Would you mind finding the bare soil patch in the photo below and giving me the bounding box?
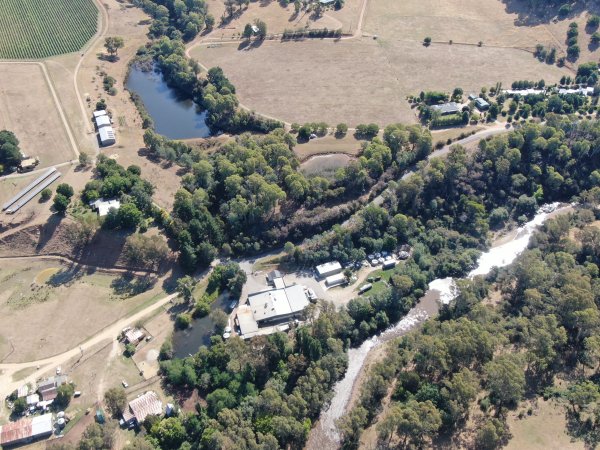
[0,258,166,363]
[0,64,75,168]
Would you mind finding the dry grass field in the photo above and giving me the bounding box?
[0,258,165,363]
[0,63,75,167]
[505,399,584,450]
[192,0,575,126]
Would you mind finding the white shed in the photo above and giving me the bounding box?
[98,126,116,146]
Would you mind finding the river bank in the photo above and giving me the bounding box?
[306,202,572,449]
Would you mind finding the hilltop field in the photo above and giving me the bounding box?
[190,0,599,126]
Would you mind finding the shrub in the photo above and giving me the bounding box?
[335,123,348,137]
[423,36,431,46]
[40,188,52,202]
[53,194,70,213]
[176,313,192,329]
[56,183,74,198]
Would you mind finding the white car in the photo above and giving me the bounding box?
[122,380,129,388]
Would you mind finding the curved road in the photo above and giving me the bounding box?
[0,292,178,405]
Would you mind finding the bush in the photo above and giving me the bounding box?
[40,188,52,202]
[55,383,75,408]
[335,123,348,137]
[56,183,74,199]
[124,343,136,357]
[53,194,70,213]
[423,36,431,46]
[104,387,127,415]
[559,4,571,18]
[176,313,192,329]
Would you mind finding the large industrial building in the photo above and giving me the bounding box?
[236,284,311,339]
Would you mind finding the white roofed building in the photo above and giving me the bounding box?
[95,115,111,129]
[236,285,310,338]
[90,198,121,216]
[93,110,108,118]
[99,126,116,146]
[315,261,342,278]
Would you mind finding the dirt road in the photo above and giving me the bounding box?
[0,291,178,411]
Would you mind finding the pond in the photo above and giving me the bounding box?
[171,293,231,358]
[126,65,211,140]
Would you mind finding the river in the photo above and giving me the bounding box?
[126,65,211,140]
[307,202,568,449]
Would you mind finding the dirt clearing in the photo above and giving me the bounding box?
[0,63,76,168]
[0,258,166,363]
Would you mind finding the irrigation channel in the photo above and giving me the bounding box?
[308,202,569,448]
[126,65,211,140]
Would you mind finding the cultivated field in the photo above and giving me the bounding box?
[0,258,165,363]
[0,0,98,59]
[0,63,76,167]
[193,0,574,126]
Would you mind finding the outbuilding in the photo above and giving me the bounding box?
[95,115,111,129]
[0,414,53,447]
[98,126,116,146]
[325,273,347,288]
[474,98,490,111]
[93,110,108,119]
[315,261,342,278]
[383,260,396,270]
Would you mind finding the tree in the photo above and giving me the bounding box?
[564,381,599,414]
[79,152,90,167]
[242,23,253,40]
[484,354,525,407]
[123,234,169,270]
[335,123,348,138]
[125,343,136,357]
[379,400,442,448]
[40,188,52,202]
[55,383,75,409]
[104,387,127,415]
[53,193,70,214]
[12,397,27,416]
[210,309,229,334]
[104,37,125,58]
[150,417,187,449]
[176,275,196,302]
[117,203,143,229]
[56,183,74,199]
[337,406,368,447]
[176,313,192,329]
[475,418,508,450]
[254,19,267,40]
[0,130,21,169]
[423,36,432,46]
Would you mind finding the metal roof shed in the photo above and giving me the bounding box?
[98,127,116,146]
[95,115,111,128]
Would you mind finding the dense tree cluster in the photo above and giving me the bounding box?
[131,0,213,41]
[342,204,600,448]
[0,130,21,173]
[156,127,431,271]
[82,155,155,230]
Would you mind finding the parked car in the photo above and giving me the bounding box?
[370,259,379,266]
[122,380,128,388]
[378,257,385,264]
